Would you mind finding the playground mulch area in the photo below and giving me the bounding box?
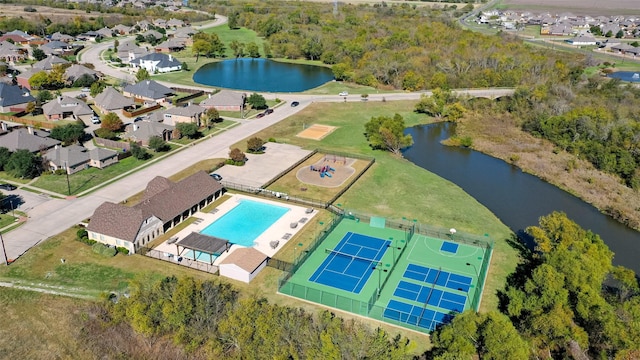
[296,156,356,188]
[296,124,338,140]
[266,152,371,203]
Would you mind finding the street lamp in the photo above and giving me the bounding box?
[466,262,479,278]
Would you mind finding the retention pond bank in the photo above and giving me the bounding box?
[403,122,640,273]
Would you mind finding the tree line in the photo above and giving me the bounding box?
[80,276,414,359]
[427,212,640,359]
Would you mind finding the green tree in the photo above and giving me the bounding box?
[130,142,149,160]
[136,68,150,82]
[202,107,220,128]
[24,101,36,114]
[246,93,267,109]
[90,81,106,98]
[35,90,53,104]
[615,30,624,38]
[148,136,168,152]
[175,122,199,139]
[228,147,245,163]
[101,112,123,132]
[32,48,46,61]
[229,40,244,57]
[6,149,41,178]
[0,147,11,171]
[28,71,49,90]
[192,39,212,61]
[228,12,239,29]
[72,73,96,88]
[50,122,85,145]
[415,88,466,121]
[364,113,413,155]
[246,42,260,58]
[246,137,265,153]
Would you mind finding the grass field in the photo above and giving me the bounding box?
[235,100,517,312]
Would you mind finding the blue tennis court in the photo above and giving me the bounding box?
[393,281,466,312]
[383,299,454,331]
[403,264,473,292]
[309,232,391,293]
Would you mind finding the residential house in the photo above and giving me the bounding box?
[171,26,195,46]
[33,55,70,71]
[0,83,35,112]
[219,248,269,283]
[123,120,174,145]
[0,34,30,45]
[611,43,636,54]
[40,41,74,57]
[117,41,149,64]
[94,86,135,114]
[167,18,185,28]
[42,96,94,121]
[142,30,164,42]
[15,68,38,90]
[44,144,118,174]
[130,53,181,73]
[123,80,174,102]
[154,39,186,53]
[0,127,60,153]
[96,27,114,39]
[112,24,133,35]
[50,32,76,43]
[76,31,102,42]
[199,90,245,112]
[601,24,621,37]
[136,20,152,32]
[0,41,26,63]
[87,171,225,253]
[163,104,205,126]
[64,64,99,84]
[153,18,168,29]
[89,147,120,169]
[566,35,597,46]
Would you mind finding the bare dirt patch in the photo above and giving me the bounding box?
[501,0,640,15]
[297,124,338,140]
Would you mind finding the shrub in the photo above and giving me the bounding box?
[459,136,473,147]
[116,246,130,255]
[268,137,276,143]
[92,243,117,257]
[76,228,88,240]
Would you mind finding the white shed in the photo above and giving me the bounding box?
[219,248,269,283]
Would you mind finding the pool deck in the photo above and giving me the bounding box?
[153,194,318,263]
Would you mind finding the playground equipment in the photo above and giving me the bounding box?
[310,165,335,178]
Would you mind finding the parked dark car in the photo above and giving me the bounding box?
[256,112,265,119]
[210,173,222,181]
[0,183,17,191]
[264,108,274,115]
[291,101,299,107]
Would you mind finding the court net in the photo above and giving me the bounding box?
[325,248,380,264]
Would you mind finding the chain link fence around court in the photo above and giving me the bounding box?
[139,246,219,275]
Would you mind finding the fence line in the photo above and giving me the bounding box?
[328,156,375,205]
[221,180,329,209]
[139,246,219,275]
[261,149,318,189]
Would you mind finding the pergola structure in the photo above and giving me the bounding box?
[176,232,230,264]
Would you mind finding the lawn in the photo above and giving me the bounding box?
[0,171,34,184]
[204,25,267,58]
[0,213,18,228]
[170,119,238,145]
[31,155,153,196]
[232,100,517,312]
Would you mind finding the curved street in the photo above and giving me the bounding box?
[1,16,514,263]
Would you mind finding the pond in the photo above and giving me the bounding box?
[403,122,640,273]
[193,58,335,92]
[607,71,640,82]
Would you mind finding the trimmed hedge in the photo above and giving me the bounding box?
[92,243,117,257]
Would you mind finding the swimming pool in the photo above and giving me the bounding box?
[200,199,290,246]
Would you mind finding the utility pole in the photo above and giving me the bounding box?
[0,231,8,266]
[64,161,71,196]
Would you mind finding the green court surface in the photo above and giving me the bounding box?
[278,215,492,333]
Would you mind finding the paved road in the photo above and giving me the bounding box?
[0,14,514,262]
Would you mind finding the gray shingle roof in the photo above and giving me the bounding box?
[42,96,94,118]
[0,128,60,152]
[124,121,174,142]
[131,53,182,69]
[87,202,146,242]
[64,64,98,82]
[164,104,205,117]
[33,55,70,71]
[200,90,245,108]
[0,83,35,107]
[123,80,174,100]
[94,87,135,110]
[89,147,118,161]
[43,145,90,167]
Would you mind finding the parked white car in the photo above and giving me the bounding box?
[339,91,349,96]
